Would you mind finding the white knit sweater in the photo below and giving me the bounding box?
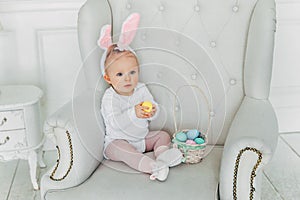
[101,82,159,149]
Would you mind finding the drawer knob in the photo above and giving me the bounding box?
[0,117,7,126]
[0,136,10,145]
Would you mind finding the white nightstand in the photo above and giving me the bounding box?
[0,85,45,190]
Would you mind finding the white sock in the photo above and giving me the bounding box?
[156,148,183,167]
[150,161,169,181]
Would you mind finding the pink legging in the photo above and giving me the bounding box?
[104,130,171,174]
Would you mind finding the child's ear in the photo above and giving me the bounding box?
[103,74,111,84]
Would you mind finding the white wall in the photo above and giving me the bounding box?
[270,0,300,132]
[0,0,299,133]
[0,0,85,120]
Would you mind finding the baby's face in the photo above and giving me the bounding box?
[104,54,139,96]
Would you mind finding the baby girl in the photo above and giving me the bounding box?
[99,13,182,181]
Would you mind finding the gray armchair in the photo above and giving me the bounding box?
[40,0,278,199]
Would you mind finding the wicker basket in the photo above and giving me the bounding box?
[172,130,207,164]
[171,85,211,164]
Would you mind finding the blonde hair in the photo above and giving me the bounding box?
[104,44,139,74]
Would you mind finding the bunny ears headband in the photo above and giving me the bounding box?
[97,13,140,76]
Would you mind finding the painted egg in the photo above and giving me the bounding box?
[176,132,187,142]
[194,137,205,144]
[186,140,196,145]
[186,129,199,140]
[142,101,153,113]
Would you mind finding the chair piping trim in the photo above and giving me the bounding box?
[50,130,74,181]
[233,147,262,200]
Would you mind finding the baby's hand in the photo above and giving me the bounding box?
[135,103,156,118]
[148,104,156,118]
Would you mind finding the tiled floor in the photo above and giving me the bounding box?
[0,133,299,200]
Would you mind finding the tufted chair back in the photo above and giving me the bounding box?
[77,0,275,147]
[40,0,277,199]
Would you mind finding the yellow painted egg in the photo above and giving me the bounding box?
[142,101,153,113]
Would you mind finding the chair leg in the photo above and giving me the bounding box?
[216,183,221,200]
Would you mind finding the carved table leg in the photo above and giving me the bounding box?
[28,151,39,190]
[38,149,46,168]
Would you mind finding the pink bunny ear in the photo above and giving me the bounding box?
[97,24,112,49]
[117,13,140,50]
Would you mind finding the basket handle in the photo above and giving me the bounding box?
[172,85,212,137]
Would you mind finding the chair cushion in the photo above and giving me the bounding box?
[46,146,222,200]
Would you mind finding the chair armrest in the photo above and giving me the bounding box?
[219,96,279,200]
[244,0,276,99]
[41,89,105,199]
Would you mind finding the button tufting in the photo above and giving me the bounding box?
[194,5,200,12]
[230,78,237,85]
[159,5,165,11]
[141,34,147,41]
[209,111,215,117]
[157,72,163,78]
[175,40,180,46]
[126,3,131,9]
[232,5,239,12]
[210,41,217,48]
[175,106,180,112]
[191,74,197,80]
